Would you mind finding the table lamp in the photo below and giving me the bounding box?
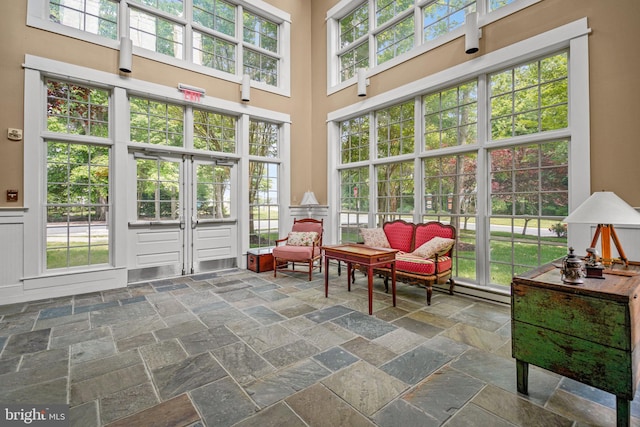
[300,191,319,217]
[563,191,640,267]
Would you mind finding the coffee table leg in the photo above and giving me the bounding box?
[347,262,352,292]
[324,256,329,298]
[367,265,373,315]
[391,261,396,307]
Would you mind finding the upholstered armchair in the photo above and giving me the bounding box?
[273,218,323,281]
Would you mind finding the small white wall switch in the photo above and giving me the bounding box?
[8,128,22,141]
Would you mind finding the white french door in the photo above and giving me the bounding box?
[127,152,238,282]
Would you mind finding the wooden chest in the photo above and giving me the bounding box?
[247,247,275,273]
[511,261,640,426]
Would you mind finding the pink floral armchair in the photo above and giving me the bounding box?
[273,218,323,281]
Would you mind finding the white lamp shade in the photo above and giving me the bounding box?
[464,12,479,54]
[241,74,251,102]
[563,191,640,225]
[301,191,319,205]
[119,37,133,73]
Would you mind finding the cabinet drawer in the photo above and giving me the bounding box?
[512,320,634,398]
[512,283,630,350]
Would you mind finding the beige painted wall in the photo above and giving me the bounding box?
[1,0,639,209]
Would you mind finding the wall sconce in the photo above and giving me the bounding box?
[119,36,133,73]
[241,74,251,102]
[357,68,369,97]
[464,12,481,54]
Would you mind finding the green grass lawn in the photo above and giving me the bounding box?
[48,228,567,287]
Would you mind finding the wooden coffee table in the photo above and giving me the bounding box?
[323,244,398,315]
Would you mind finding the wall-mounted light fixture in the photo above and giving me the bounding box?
[119,37,133,73]
[357,68,369,97]
[241,74,251,102]
[464,12,481,54]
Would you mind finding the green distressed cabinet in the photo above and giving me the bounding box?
[511,262,640,427]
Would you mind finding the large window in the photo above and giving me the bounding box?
[193,109,237,153]
[328,0,541,87]
[338,3,369,81]
[45,80,111,270]
[249,120,280,247]
[130,97,184,147]
[130,8,184,59]
[49,0,118,39]
[32,0,289,92]
[336,50,571,288]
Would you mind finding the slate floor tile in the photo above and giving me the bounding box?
[232,402,306,427]
[245,359,330,408]
[139,339,188,371]
[191,377,258,427]
[341,337,397,367]
[70,364,149,406]
[243,305,286,325]
[152,353,227,400]
[2,328,50,357]
[286,383,375,427]
[313,346,358,371]
[322,361,407,416]
[262,339,320,368]
[212,342,275,385]
[471,384,573,427]
[104,394,200,427]
[403,366,485,423]
[236,324,299,353]
[179,325,239,355]
[332,311,397,340]
[373,398,439,427]
[381,344,451,385]
[444,403,516,427]
[99,382,159,425]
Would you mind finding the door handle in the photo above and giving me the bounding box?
[191,216,198,229]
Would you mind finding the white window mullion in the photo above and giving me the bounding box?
[475,73,490,285]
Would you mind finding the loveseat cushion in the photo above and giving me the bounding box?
[360,228,391,248]
[393,253,453,275]
[412,237,455,258]
[395,253,436,275]
[383,221,414,253]
[414,222,456,248]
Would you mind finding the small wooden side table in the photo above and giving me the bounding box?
[247,247,275,273]
[323,244,398,315]
[512,261,640,427]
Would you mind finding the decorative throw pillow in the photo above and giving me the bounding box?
[287,231,318,246]
[412,236,455,258]
[360,228,391,248]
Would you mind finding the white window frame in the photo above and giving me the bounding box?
[26,0,291,97]
[22,54,290,291]
[327,18,591,295]
[326,0,541,95]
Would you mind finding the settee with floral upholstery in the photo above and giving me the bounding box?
[358,220,456,305]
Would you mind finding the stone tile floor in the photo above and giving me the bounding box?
[1,265,639,426]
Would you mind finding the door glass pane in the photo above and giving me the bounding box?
[196,164,231,219]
